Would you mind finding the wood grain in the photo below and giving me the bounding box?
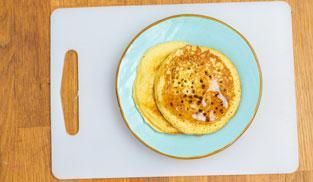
[0,0,313,181]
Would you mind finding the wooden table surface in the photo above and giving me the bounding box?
[1,0,313,181]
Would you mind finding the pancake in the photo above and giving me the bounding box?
[133,41,187,134]
[154,45,241,135]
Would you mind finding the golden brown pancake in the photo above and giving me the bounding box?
[154,45,241,135]
[133,41,187,133]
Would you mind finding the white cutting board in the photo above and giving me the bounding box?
[50,1,298,179]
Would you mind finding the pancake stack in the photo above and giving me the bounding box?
[133,42,241,135]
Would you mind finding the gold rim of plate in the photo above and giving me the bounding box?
[115,14,263,160]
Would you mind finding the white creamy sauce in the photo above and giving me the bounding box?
[208,79,229,108]
[208,79,220,92]
[201,99,207,107]
[192,112,206,122]
[209,110,216,121]
[217,94,228,108]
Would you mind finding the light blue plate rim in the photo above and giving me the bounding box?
[116,14,262,159]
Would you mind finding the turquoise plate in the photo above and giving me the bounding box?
[116,14,262,159]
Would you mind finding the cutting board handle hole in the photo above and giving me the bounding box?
[61,49,79,135]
